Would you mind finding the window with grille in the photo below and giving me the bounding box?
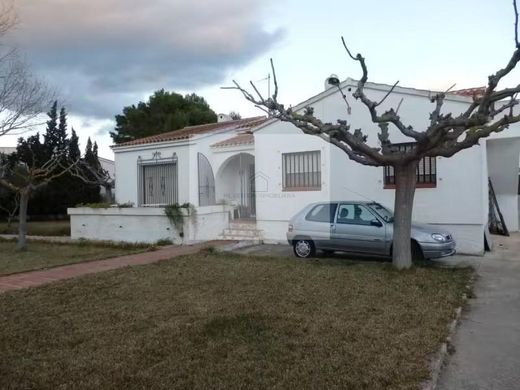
[137,154,178,206]
[383,143,436,187]
[282,150,321,191]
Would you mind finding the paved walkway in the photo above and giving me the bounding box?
[437,233,520,390]
[0,234,73,243]
[0,241,227,293]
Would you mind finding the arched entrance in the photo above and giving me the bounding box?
[216,153,256,218]
[198,153,216,206]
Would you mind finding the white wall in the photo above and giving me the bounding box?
[113,131,255,207]
[68,205,232,244]
[254,123,332,241]
[487,137,520,232]
[253,82,507,254]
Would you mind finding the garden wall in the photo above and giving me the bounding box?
[68,205,232,244]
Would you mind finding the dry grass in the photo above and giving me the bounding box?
[0,240,148,275]
[0,252,472,389]
[0,220,70,236]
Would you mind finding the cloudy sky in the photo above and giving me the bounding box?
[0,0,518,158]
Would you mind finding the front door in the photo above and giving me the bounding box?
[331,203,387,254]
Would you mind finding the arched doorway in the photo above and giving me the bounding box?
[198,153,216,206]
[216,153,256,218]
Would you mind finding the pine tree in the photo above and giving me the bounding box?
[56,106,68,154]
[68,128,80,161]
[43,101,58,156]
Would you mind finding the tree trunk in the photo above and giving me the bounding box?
[17,190,30,250]
[392,162,418,269]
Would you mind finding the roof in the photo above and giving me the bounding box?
[449,87,486,97]
[211,132,254,148]
[253,78,482,132]
[113,116,267,148]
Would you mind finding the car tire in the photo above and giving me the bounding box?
[411,241,424,262]
[293,239,315,258]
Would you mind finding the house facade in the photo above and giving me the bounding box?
[69,80,520,254]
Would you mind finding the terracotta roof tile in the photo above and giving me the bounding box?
[449,87,486,97]
[114,116,267,147]
[211,132,254,148]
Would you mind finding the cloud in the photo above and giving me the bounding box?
[8,0,283,119]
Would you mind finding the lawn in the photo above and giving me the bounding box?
[0,252,472,390]
[0,240,149,275]
[0,220,70,236]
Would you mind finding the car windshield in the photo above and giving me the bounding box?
[369,203,394,222]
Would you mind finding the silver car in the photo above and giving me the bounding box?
[287,201,456,260]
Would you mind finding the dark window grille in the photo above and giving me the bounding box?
[282,150,321,190]
[137,153,178,206]
[383,143,437,186]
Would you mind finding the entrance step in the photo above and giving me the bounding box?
[220,220,263,241]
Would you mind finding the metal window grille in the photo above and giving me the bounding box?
[383,143,436,185]
[197,152,216,206]
[282,150,321,190]
[137,153,178,206]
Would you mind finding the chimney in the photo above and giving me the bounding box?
[217,113,232,123]
[324,74,340,90]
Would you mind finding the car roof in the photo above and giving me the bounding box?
[309,200,378,206]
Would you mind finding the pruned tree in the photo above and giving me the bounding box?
[229,111,242,120]
[231,1,520,269]
[0,147,79,249]
[0,0,52,138]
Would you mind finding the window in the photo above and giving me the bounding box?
[305,203,338,223]
[383,143,436,187]
[137,152,178,206]
[282,150,321,191]
[336,204,376,225]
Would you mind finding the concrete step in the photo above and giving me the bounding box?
[228,222,260,230]
[218,236,263,244]
[222,228,263,237]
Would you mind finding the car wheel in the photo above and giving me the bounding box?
[322,249,335,256]
[411,241,424,262]
[293,239,315,258]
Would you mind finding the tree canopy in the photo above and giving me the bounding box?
[110,90,217,144]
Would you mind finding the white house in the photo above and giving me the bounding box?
[68,80,520,254]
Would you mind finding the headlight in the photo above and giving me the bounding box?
[432,233,447,242]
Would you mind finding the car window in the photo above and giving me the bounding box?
[336,204,376,225]
[369,203,394,222]
[305,203,338,223]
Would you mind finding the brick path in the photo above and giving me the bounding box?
[0,241,230,293]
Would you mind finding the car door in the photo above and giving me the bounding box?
[331,203,387,254]
[301,203,337,249]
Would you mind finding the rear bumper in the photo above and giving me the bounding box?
[420,240,456,259]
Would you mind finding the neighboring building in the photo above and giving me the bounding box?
[98,156,115,200]
[99,156,115,180]
[0,146,16,155]
[69,79,520,254]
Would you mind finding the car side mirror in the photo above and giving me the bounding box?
[370,219,383,227]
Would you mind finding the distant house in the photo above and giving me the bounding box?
[0,146,16,155]
[68,79,520,254]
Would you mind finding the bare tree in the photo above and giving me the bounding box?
[232,2,520,269]
[0,150,79,249]
[0,191,19,227]
[0,0,52,138]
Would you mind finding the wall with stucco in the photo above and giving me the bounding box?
[254,81,519,254]
[68,205,232,244]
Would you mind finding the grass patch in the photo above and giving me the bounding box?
[0,253,472,389]
[0,220,70,236]
[0,240,150,275]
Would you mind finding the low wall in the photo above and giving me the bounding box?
[67,205,232,244]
